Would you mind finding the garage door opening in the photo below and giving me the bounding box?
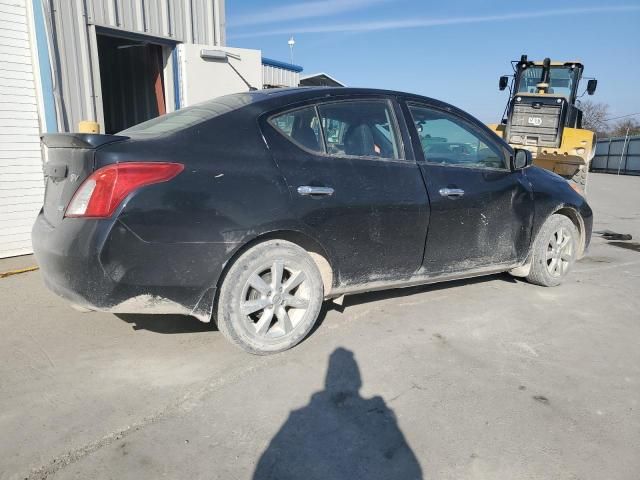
[97,34,167,134]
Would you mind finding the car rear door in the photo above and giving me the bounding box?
[262,96,429,287]
[403,101,534,274]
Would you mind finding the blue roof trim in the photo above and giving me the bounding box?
[262,57,303,73]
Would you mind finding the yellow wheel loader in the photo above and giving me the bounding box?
[488,55,598,193]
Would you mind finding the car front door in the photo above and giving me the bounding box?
[262,97,430,288]
[404,101,534,275]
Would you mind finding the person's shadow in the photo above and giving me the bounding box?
[253,348,423,479]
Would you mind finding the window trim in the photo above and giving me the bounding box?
[267,104,325,155]
[317,98,405,162]
[406,102,510,172]
[266,98,407,163]
[314,104,329,154]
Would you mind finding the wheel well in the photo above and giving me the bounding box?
[216,230,335,296]
[554,207,586,258]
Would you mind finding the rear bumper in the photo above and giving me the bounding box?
[32,214,234,321]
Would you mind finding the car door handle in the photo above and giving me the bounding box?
[297,186,335,196]
[439,188,465,198]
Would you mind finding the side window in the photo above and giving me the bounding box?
[270,106,323,153]
[317,101,401,160]
[408,105,506,169]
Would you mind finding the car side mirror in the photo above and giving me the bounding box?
[587,79,597,95]
[499,76,509,91]
[512,149,532,170]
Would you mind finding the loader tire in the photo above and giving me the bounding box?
[570,165,588,191]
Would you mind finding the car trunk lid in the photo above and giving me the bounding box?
[41,134,128,226]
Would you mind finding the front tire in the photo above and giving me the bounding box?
[526,214,579,287]
[216,240,324,355]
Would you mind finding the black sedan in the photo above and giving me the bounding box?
[33,87,592,354]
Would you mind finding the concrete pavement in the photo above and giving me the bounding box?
[1,173,639,479]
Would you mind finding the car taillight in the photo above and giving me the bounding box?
[65,162,184,218]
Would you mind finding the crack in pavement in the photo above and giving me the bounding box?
[23,302,376,479]
[24,355,280,480]
[21,274,543,479]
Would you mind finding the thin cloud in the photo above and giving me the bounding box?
[230,0,390,27]
[230,5,640,38]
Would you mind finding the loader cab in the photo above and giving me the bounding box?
[492,55,598,190]
[514,60,583,104]
[500,56,597,147]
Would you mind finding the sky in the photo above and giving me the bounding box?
[226,0,640,123]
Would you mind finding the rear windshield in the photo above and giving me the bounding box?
[119,93,255,136]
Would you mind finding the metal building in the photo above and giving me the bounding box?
[0,0,301,258]
[262,57,302,88]
[44,0,226,133]
[300,72,345,87]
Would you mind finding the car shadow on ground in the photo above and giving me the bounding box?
[253,347,423,479]
[115,313,217,334]
[310,272,518,335]
[115,273,516,336]
[338,272,516,309]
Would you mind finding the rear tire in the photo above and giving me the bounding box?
[526,214,579,287]
[216,240,324,355]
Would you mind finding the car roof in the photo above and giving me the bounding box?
[246,86,465,118]
[191,87,511,152]
[247,86,490,133]
[253,86,431,102]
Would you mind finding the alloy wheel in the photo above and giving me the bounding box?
[546,227,573,277]
[240,260,310,339]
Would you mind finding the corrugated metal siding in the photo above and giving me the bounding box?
[262,65,300,88]
[84,0,195,41]
[47,0,224,131]
[0,0,45,258]
[47,0,91,131]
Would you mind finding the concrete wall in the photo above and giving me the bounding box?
[179,45,262,107]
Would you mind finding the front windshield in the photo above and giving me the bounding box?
[516,66,577,99]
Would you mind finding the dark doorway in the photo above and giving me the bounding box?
[97,34,167,134]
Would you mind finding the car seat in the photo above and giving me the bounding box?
[343,124,376,157]
[292,125,320,151]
